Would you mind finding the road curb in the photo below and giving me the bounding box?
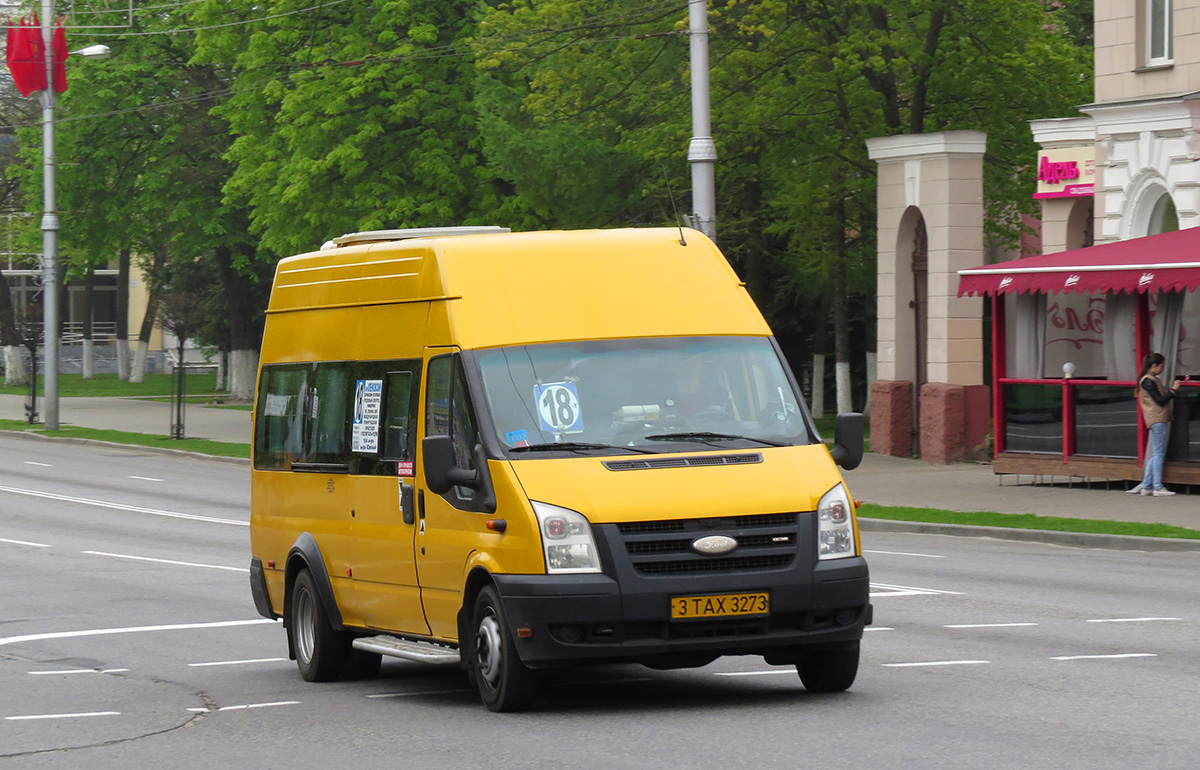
[0,429,251,466]
[859,517,1200,552]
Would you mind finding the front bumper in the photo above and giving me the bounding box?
[493,555,870,668]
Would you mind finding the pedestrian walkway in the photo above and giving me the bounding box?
[0,393,1194,532]
[0,394,251,445]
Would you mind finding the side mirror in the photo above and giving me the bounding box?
[829,412,864,471]
[421,437,498,513]
[422,435,478,494]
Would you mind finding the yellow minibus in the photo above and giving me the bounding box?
[249,226,870,711]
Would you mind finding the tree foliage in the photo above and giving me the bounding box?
[0,0,1091,405]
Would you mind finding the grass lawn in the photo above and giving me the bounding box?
[0,419,250,459]
[861,503,1200,540]
[0,372,222,398]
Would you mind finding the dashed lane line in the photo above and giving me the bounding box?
[0,619,276,648]
[0,484,246,526]
[6,711,120,721]
[1050,653,1158,661]
[187,701,300,713]
[882,660,990,668]
[0,537,51,548]
[870,582,964,598]
[945,623,1039,629]
[864,549,946,559]
[81,550,248,573]
[188,658,288,668]
[1087,617,1181,623]
[28,669,128,675]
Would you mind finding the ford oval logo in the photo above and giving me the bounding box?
[692,535,738,556]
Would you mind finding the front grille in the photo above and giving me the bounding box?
[615,512,799,576]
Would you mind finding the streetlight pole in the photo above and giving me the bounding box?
[687,0,716,242]
[40,0,59,430]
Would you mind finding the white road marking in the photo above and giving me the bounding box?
[865,627,895,632]
[127,475,163,482]
[1087,617,1181,623]
[0,484,246,526]
[0,537,51,548]
[187,701,299,713]
[1050,653,1158,661]
[883,660,990,668]
[6,711,120,721]
[945,623,1039,629]
[712,670,794,677]
[29,669,128,675]
[0,619,276,648]
[188,658,287,668]
[23,461,52,467]
[870,582,964,598]
[864,549,946,559]
[82,550,248,573]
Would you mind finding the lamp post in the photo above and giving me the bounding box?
[687,0,716,241]
[38,0,109,430]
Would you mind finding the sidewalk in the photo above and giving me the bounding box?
[0,393,251,445]
[1,393,1195,539]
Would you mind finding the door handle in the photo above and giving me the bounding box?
[401,482,415,525]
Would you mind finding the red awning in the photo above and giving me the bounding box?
[957,227,1200,296]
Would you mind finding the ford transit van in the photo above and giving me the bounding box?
[249,226,870,711]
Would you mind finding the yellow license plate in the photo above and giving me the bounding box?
[670,592,769,620]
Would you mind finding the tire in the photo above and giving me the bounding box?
[289,568,349,682]
[796,643,860,693]
[470,585,537,712]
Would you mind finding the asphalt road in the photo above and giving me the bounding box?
[2,436,1198,769]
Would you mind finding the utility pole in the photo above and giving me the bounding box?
[687,0,716,242]
[40,0,60,430]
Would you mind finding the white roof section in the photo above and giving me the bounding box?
[321,226,510,250]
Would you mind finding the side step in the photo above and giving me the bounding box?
[352,635,461,665]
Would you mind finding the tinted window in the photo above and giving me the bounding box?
[254,365,309,470]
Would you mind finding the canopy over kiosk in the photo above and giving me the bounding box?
[959,228,1200,484]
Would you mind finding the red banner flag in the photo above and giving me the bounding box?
[51,19,67,93]
[5,15,66,97]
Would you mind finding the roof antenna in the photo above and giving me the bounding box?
[662,163,687,246]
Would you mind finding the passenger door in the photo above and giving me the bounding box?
[348,360,429,635]
[415,351,488,640]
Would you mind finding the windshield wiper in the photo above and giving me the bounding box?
[642,432,789,447]
[510,442,658,454]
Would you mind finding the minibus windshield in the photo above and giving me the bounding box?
[476,336,814,455]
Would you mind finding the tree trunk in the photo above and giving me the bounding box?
[0,269,27,385]
[82,265,95,379]
[116,248,131,380]
[831,192,853,414]
[229,348,259,401]
[217,245,266,401]
[129,291,158,384]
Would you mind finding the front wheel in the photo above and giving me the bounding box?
[470,585,537,712]
[289,568,349,682]
[796,643,860,693]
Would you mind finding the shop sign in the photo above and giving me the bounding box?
[1034,147,1094,199]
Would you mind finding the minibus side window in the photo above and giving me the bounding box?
[426,354,479,494]
[306,363,352,465]
[382,370,418,462]
[352,360,422,475]
[254,365,309,470]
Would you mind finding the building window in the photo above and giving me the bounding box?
[1147,0,1174,65]
[1148,193,1178,235]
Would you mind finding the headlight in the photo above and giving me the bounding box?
[817,483,856,560]
[532,501,601,574]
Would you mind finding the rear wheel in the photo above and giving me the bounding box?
[796,643,860,693]
[470,585,537,712]
[290,568,349,682]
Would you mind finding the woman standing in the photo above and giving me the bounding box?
[1137,352,1179,497]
